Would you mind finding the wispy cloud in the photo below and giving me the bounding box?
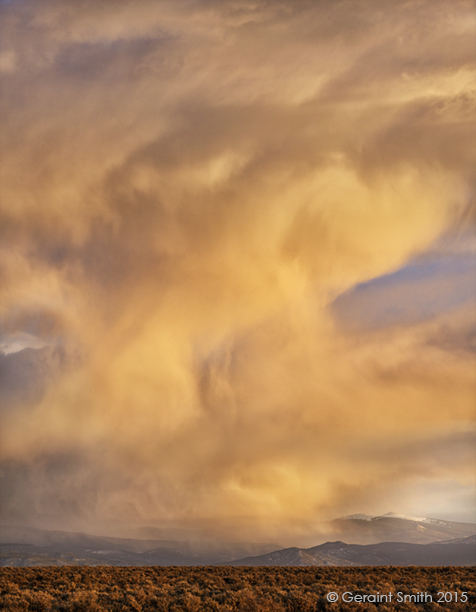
[0,0,474,536]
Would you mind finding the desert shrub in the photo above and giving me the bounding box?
[0,566,474,611]
[68,590,102,612]
[235,587,284,612]
[23,590,54,612]
[0,593,29,612]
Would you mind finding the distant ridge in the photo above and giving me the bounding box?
[339,512,467,524]
[222,535,476,567]
[340,514,374,521]
[1,516,475,567]
[0,525,277,567]
[331,513,476,545]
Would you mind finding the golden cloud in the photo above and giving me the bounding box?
[0,0,474,536]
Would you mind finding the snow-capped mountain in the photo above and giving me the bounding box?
[332,513,476,545]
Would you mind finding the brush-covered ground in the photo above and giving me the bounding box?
[0,566,474,611]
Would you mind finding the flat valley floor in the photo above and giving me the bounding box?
[0,566,475,611]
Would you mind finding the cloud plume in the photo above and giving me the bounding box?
[0,0,475,539]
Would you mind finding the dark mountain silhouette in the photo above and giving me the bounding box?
[0,525,277,567]
[223,534,476,567]
[1,523,475,567]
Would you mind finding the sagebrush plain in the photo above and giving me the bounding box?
[1,566,475,611]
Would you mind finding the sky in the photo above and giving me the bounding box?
[0,0,475,541]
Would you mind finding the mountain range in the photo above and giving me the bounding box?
[223,535,476,567]
[1,514,475,567]
[0,525,276,567]
[330,512,476,544]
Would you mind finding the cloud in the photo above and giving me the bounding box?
[0,0,474,536]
